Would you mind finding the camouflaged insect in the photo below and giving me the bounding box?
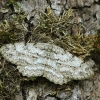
[0,42,94,85]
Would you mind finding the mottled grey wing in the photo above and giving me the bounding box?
[0,42,94,85]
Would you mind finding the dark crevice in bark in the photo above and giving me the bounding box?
[46,0,51,7]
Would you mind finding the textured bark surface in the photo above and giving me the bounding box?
[21,0,100,35]
[17,0,100,99]
[15,69,100,100]
[0,0,100,100]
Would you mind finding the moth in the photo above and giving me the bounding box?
[0,42,94,85]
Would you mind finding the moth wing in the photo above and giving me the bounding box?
[0,42,40,66]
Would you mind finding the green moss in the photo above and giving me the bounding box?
[7,0,22,6]
[0,8,26,45]
[91,30,100,63]
[0,32,17,44]
[33,7,95,59]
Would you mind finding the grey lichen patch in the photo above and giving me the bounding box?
[0,42,95,85]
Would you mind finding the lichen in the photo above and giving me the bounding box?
[6,0,22,6]
[0,58,22,99]
[0,6,96,58]
[0,1,99,100]
[0,8,26,45]
[31,7,96,59]
[91,30,100,63]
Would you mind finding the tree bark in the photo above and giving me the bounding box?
[16,0,100,99]
[0,0,100,100]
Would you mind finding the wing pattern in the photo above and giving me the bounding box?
[0,42,94,85]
